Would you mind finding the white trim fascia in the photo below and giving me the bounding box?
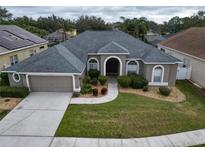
[96,53,129,55]
[126,58,141,61]
[103,55,122,76]
[151,65,165,83]
[159,45,205,62]
[148,82,168,86]
[0,42,48,56]
[126,60,140,75]
[72,75,81,92]
[25,74,31,92]
[141,59,182,64]
[87,57,100,71]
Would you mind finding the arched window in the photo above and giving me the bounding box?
[87,58,99,71]
[152,65,164,83]
[126,60,139,75]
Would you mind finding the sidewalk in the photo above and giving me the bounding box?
[70,78,118,104]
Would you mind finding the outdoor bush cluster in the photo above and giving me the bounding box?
[0,73,9,86]
[98,76,107,86]
[143,85,149,92]
[117,75,148,89]
[92,88,98,96]
[101,88,107,95]
[0,86,29,98]
[159,87,171,96]
[130,74,148,89]
[80,84,92,94]
[90,78,98,86]
[82,76,91,84]
[117,76,131,88]
[88,69,100,79]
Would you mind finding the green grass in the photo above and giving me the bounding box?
[55,80,205,138]
[191,144,205,147]
[0,110,9,121]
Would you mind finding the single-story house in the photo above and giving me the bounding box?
[2,30,181,92]
[0,25,48,71]
[158,27,205,88]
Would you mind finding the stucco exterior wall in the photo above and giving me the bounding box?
[0,43,48,71]
[159,45,205,88]
[143,64,177,86]
[8,73,27,87]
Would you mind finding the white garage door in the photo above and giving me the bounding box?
[29,76,73,92]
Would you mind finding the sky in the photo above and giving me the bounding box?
[5,6,205,24]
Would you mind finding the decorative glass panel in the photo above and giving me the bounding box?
[89,59,98,70]
[154,67,162,82]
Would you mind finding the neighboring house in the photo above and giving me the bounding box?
[2,30,181,92]
[44,29,77,46]
[0,25,48,71]
[158,27,205,88]
[145,30,165,47]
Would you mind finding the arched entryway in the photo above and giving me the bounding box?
[104,56,122,76]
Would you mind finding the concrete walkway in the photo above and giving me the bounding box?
[51,128,205,147]
[70,77,118,104]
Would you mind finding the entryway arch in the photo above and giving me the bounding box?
[103,56,122,76]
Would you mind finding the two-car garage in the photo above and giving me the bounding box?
[28,76,73,92]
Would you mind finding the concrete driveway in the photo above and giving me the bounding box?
[0,92,72,137]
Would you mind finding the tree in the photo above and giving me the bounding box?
[0,7,12,20]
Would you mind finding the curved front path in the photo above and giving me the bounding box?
[70,77,118,104]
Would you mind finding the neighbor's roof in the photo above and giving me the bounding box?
[160,27,205,60]
[5,30,180,73]
[0,25,47,54]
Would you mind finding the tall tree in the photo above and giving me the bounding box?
[0,7,12,20]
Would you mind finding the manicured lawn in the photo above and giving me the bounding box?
[55,80,205,138]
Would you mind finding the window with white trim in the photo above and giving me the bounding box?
[153,66,163,82]
[127,61,138,74]
[89,59,98,70]
[10,55,18,65]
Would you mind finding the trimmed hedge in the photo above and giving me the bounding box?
[90,78,98,86]
[143,85,149,92]
[82,76,91,84]
[101,88,107,95]
[80,84,92,94]
[92,88,98,96]
[0,73,9,86]
[98,76,107,86]
[88,69,100,79]
[130,74,148,89]
[0,86,29,98]
[117,76,131,88]
[159,87,171,96]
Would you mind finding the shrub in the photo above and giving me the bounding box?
[143,85,149,92]
[117,76,131,88]
[101,88,108,95]
[0,86,29,98]
[0,73,9,86]
[92,88,98,96]
[88,69,100,79]
[130,75,148,89]
[82,76,91,84]
[72,92,80,97]
[90,78,98,86]
[159,87,171,96]
[98,76,107,86]
[80,84,92,94]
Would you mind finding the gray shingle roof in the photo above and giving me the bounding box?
[0,25,47,51]
[5,30,180,74]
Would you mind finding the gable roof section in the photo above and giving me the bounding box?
[0,25,47,53]
[98,41,129,54]
[160,27,205,60]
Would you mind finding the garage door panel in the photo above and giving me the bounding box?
[29,76,73,92]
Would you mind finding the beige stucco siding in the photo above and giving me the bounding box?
[143,64,177,86]
[0,43,48,71]
[159,45,205,88]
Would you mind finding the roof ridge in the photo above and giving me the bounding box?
[55,44,85,72]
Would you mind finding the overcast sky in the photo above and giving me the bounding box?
[5,6,205,23]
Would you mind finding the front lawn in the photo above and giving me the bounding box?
[55,80,205,138]
[0,110,9,120]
